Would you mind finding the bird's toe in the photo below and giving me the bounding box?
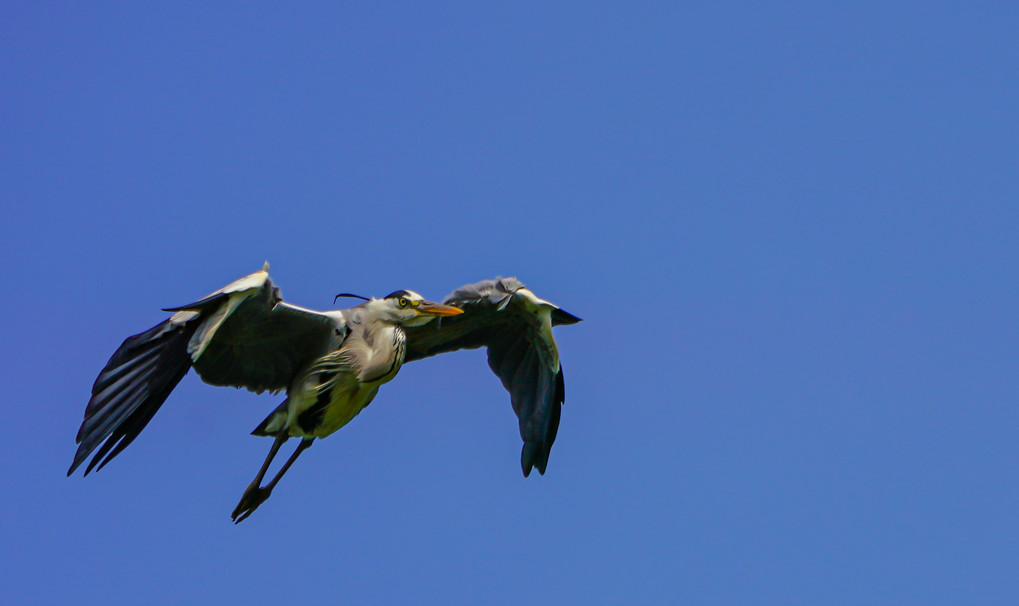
[231,485,272,523]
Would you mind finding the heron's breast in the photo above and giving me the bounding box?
[318,382,379,437]
[290,374,379,438]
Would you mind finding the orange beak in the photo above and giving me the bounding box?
[416,301,464,316]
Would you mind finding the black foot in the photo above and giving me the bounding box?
[231,484,272,524]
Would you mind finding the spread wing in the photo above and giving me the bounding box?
[68,264,347,476]
[403,277,581,477]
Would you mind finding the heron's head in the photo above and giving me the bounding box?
[376,290,463,326]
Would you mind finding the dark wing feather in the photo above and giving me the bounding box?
[404,278,580,477]
[69,267,345,475]
[68,318,197,475]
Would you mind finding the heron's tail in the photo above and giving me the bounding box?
[68,317,198,476]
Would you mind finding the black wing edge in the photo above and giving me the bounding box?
[161,293,228,313]
[67,318,197,476]
[552,308,582,326]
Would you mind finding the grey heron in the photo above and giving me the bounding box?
[68,263,581,523]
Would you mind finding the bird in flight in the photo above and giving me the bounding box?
[68,263,581,522]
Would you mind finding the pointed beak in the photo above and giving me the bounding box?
[416,301,464,316]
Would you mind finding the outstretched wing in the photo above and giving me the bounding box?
[403,277,581,477]
[69,264,347,476]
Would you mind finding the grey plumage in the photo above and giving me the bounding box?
[68,264,580,521]
[404,277,581,476]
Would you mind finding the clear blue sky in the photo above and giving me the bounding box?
[2,3,1017,604]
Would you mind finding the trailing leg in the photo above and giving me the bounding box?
[231,436,314,523]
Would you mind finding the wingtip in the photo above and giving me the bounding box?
[65,457,92,477]
[520,461,548,477]
[521,442,550,477]
[552,308,582,326]
[67,447,87,477]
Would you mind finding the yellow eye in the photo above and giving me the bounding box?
[398,298,408,307]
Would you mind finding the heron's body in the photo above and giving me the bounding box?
[68,264,581,522]
[258,307,409,439]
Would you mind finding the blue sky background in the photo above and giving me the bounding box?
[3,3,1018,604]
